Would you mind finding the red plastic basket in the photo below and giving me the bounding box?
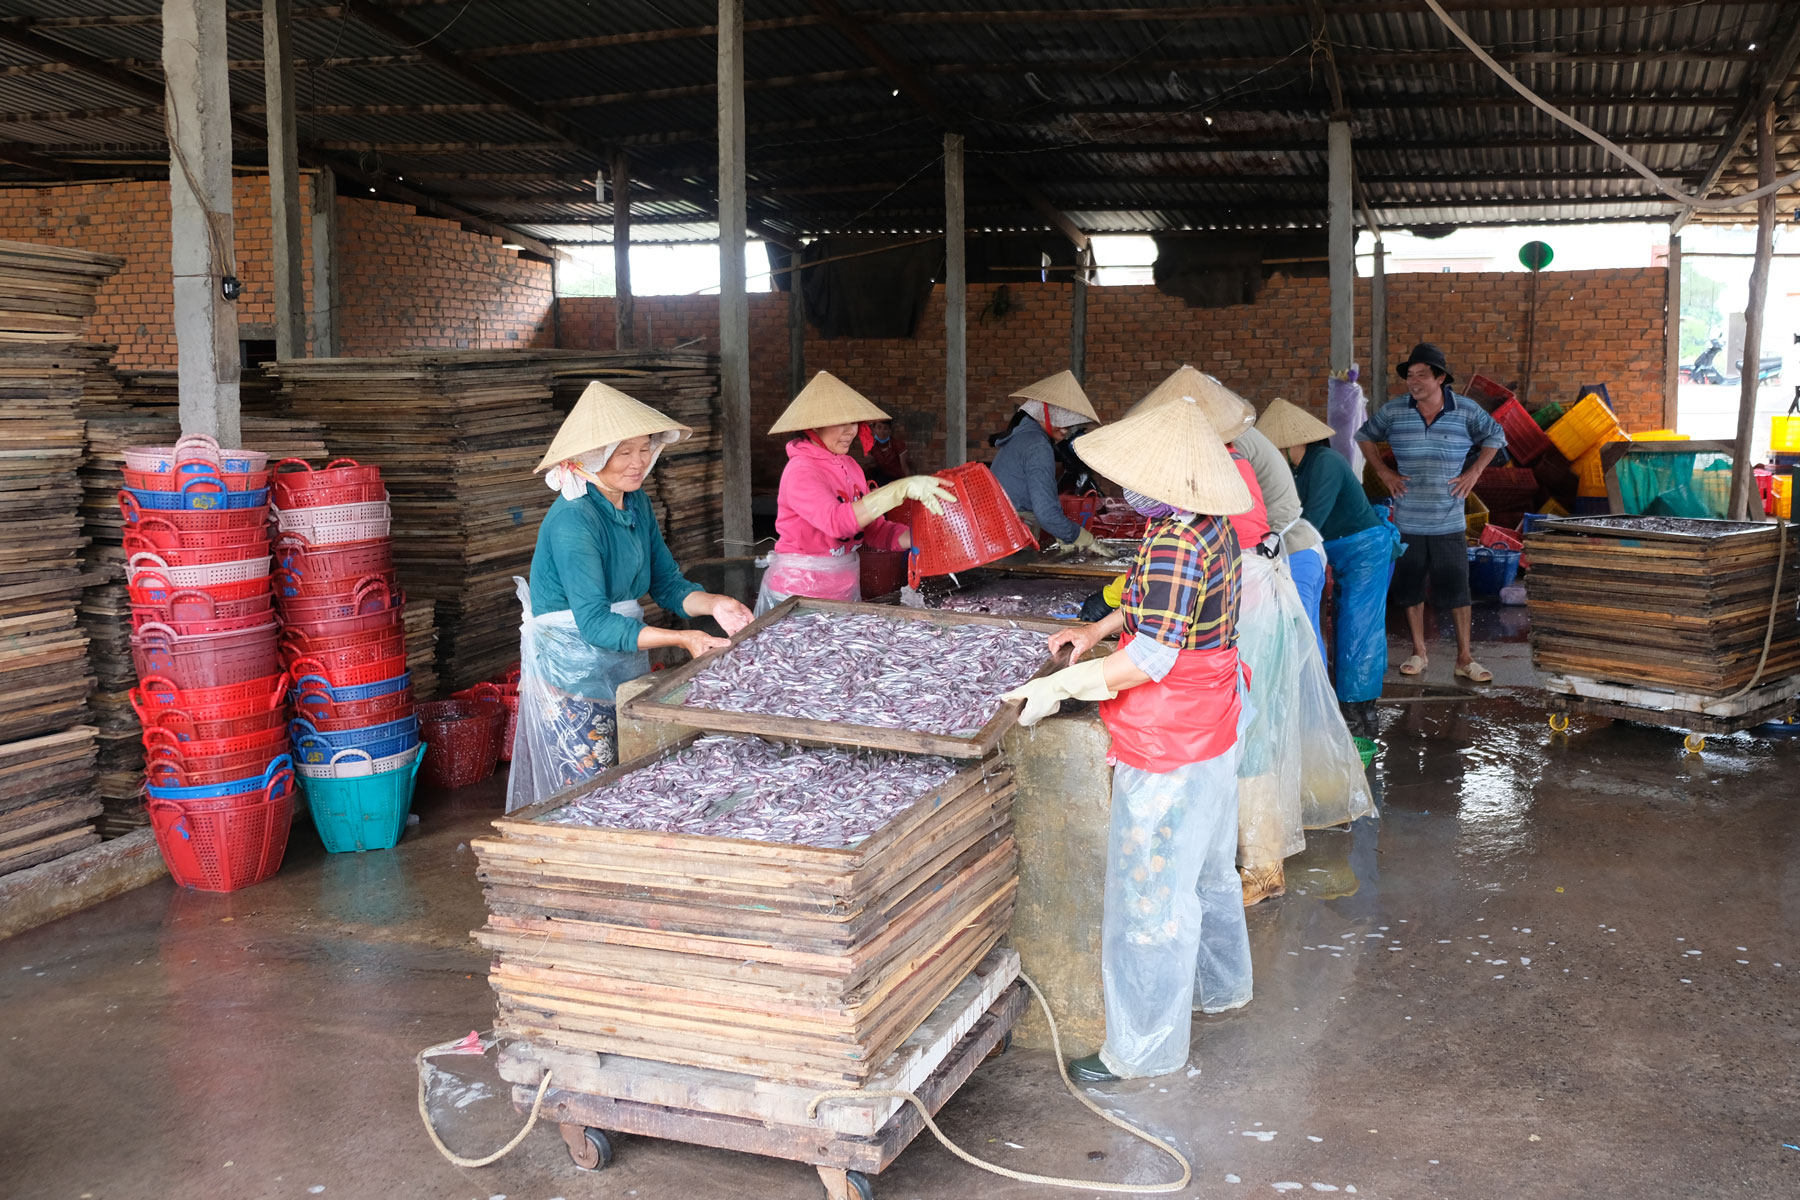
[130,622,281,690]
[279,615,404,656]
[417,698,505,790]
[120,491,271,532]
[292,700,416,733]
[143,723,289,763]
[277,604,404,642]
[286,652,409,690]
[130,669,289,717]
[274,533,392,578]
[1058,493,1102,527]
[280,631,406,674]
[451,680,518,762]
[123,532,271,567]
[275,575,398,619]
[131,605,273,637]
[128,569,272,608]
[1479,524,1525,552]
[273,567,398,602]
[147,787,294,893]
[1464,374,1518,411]
[294,682,416,724]
[125,515,271,553]
[127,550,271,590]
[897,463,1038,587]
[139,702,289,745]
[1471,466,1540,516]
[1492,397,1551,466]
[271,457,386,507]
[146,749,290,789]
[131,588,274,627]
[122,458,270,493]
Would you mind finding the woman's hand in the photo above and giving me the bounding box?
[709,596,754,635]
[1048,623,1105,664]
[672,628,731,659]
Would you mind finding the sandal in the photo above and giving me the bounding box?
[1455,660,1493,684]
[1398,654,1428,676]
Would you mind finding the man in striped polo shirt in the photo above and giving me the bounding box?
[1356,343,1505,684]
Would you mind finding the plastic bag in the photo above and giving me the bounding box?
[754,549,860,615]
[1327,370,1369,478]
[1099,750,1248,1079]
[1233,552,1306,868]
[1294,633,1377,829]
[1323,522,1399,704]
[505,578,649,814]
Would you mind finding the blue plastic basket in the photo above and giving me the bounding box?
[126,480,271,512]
[144,754,293,801]
[1468,547,1521,596]
[302,748,422,853]
[291,719,420,765]
[290,670,410,704]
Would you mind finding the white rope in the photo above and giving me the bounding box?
[416,1033,554,1169]
[806,970,1194,1194]
[1422,0,1800,212]
[1718,514,1789,703]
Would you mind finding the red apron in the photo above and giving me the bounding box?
[1100,633,1245,772]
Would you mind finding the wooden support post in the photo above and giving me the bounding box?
[1327,120,1354,376]
[1522,267,1540,406]
[787,275,806,398]
[1070,245,1089,386]
[718,0,753,556]
[1665,232,1682,431]
[1730,105,1777,520]
[1369,236,1388,399]
[163,0,241,445]
[308,167,337,356]
[262,0,304,359]
[944,132,967,467]
[612,150,634,349]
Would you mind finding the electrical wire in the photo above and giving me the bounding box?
[1422,0,1800,212]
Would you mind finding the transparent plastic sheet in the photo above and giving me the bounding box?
[1294,634,1377,830]
[1327,373,1369,479]
[1289,542,1328,664]
[1323,522,1400,703]
[504,579,648,814]
[1099,749,1248,1080]
[1233,553,1306,867]
[753,550,861,615]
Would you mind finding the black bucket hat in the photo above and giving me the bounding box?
[1397,342,1453,385]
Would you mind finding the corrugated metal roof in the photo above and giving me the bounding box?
[0,1,1794,240]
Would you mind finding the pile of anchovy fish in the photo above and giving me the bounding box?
[680,610,1050,735]
[540,734,962,846]
[934,578,1094,620]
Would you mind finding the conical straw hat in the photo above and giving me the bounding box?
[1009,370,1100,424]
[536,379,692,472]
[1074,389,1252,517]
[768,370,891,435]
[1255,397,1337,449]
[1125,365,1255,441]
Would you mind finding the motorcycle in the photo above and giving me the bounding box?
[1684,337,1782,385]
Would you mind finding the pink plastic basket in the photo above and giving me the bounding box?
[274,500,392,545]
[127,550,272,590]
[130,623,281,690]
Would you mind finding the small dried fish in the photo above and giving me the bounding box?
[680,610,1049,736]
[540,734,962,847]
[934,578,1094,620]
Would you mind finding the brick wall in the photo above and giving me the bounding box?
[556,265,1669,487]
[0,175,553,365]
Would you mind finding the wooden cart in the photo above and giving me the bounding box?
[1544,670,1800,752]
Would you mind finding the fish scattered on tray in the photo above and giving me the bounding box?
[680,610,1050,736]
[933,578,1095,620]
[540,734,962,847]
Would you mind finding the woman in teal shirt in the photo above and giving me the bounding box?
[507,381,752,813]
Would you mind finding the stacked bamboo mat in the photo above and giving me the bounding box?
[264,353,561,692]
[0,239,122,871]
[1526,517,1800,695]
[474,742,1018,1087]
[75,383,326,836]
[538,350,723,564]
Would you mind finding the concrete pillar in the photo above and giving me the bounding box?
[163,0,241,445]
[612,150,634,350]
[717,0,753,555]
[262,0,304,359]
[1070,245,1089,385]
[308,168,337,356]
[1730,105,1776,520]
[944,132,967,467]
[1369,237,1388,395]
[1327,120,1354,377]
[1664,232,1682,430]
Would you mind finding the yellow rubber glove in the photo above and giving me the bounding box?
[1054,527,1099,554]
[1001,659,1117,727]
[1101,573,1127,609]
[858,474,958,520]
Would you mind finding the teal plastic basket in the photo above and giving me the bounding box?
[301,747,422,853]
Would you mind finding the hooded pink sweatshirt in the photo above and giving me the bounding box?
[773,438,908,555]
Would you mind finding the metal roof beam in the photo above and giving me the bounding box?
[1671,4,1800,232]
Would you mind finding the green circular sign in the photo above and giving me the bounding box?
[1519,240,1554,271]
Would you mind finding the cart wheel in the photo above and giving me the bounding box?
[1683,733,1706,754]
[1548,713,1569,733]
[985,1031,1013,1061]
[563,1124,613,1171]
[845,1170,875,1200]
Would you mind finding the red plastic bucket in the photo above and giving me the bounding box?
[417,698,505,790]
[147,787,295,893]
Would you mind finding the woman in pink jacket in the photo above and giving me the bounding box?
[757,371,956,613]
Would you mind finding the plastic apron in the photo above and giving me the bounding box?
[1279,516,1328,664]
[1095,646,1252,1079]
[754,549,860,615]
[1233,551,1307,869]
[1323,522,1402,704]
[505,577,649,815]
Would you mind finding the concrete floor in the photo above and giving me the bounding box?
[4,624,1798,1200]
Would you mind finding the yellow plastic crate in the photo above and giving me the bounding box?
[1540,497,1571,518]
[1771,474,1792,519]
[1547,393,1624,460]
[1575,436,1633,497]
[1772,414,1800,454]
[1465,492,1489,539]
[1633,429,1688,441]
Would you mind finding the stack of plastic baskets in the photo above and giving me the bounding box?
[123,433,295,892]
[271,458,421,853]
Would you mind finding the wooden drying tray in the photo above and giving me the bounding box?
[980,538,1139,580]
[622,597,1069,757]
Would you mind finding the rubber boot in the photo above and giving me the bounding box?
[1240,862,1285,907]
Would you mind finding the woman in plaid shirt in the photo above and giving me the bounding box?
[1005,373,1256,1083]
